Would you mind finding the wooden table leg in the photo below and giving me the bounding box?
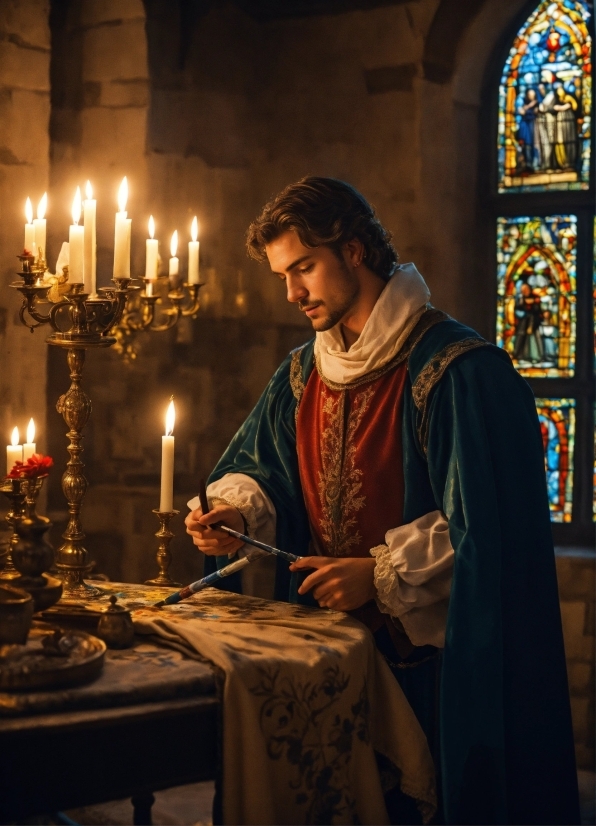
[131,792,155,825]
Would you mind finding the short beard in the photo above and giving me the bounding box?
[301,259,359,332]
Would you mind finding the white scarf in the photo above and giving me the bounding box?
[315,262,431,385]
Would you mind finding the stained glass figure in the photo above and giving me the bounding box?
[497,215,577,377]
[536,398,576,521]
[498,0,592,192]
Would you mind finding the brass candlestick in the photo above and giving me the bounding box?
[10,255,137,599]
[0,479,28,581]
[145,509,181,587]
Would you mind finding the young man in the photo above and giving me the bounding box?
[185,177,578,825]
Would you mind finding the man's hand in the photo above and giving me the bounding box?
[289,556,377,611]
[185,503,245,556]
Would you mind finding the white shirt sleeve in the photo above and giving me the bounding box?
[370,510,454,649]
[187,473,277,599]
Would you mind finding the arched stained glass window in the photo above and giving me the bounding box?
[498,0,592,192]
[493,0,594,544]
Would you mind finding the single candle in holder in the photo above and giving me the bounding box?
[23,418,36,461]
[159,399,176,513]
[169,230,179,285]
[145,214,158,297]
[83,180,97,295]
[188,216,199,285]
[69,187,84,284]
[33,192,47,262]
[113,176,131,279]
[24,197,35,254]
[7,427,22,474]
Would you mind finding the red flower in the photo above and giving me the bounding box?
[6,453,54,480]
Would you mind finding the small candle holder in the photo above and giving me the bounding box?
[145,509,182,587]
[0,479,28,581]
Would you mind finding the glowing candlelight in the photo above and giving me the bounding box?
[188,216,199,285]
[69,186,84,284]
[24,197,35,254]
[83,179,97,295]
[7,427,22,474]
[160,399,176,512]
[113,176,131,279]
[169,230,179,283]
[33,192,47,263]
[23,418,36,461]
[145,215,158,297]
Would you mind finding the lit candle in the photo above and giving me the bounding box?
[23,418,36,461]
[24,197,35,254]
[169,230,179,284]
[69,187,84,284]
[7,427,22,474]
[188,217,199,285]
[33,192,47,263]
[145,215,158,297]
[83,180,97,296]
[159,399,175,513]
[113,177,131,279]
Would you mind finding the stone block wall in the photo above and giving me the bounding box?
[556,552,596,771]
[0,0,50,486]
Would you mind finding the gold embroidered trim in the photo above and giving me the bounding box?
[318,385,374,556]
[412,337,490,453]
[315,306,449,391]
[290,346,307,422]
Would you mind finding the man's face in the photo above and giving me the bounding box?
[265,230,359,332]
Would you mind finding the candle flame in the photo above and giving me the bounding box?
[25,197,33,225]
[37,192,47,220]
[11,427,19,447]
[72,186,82,225]
[85,180,93,200]
[118,176,128,213]
[148,214,155,239]
[165,399,175,436]
[191,216,199,242]
[170,230,178,258]
[26,418,35,444]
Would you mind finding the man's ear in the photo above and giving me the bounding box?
[343,238,365,268]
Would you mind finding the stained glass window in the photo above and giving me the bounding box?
[536,398,576,521]
[496,215,577,377]
[498,0,592,192]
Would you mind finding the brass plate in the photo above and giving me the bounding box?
[0,622,105,691]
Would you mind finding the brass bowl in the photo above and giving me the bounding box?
[0,585,34,645]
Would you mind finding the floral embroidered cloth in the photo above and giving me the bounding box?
[125,586,436,825]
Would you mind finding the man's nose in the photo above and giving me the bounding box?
[286,274,308,304]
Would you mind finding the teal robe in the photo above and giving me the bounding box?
[207,315,579,825]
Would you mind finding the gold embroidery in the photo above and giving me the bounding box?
[315,306,449,391]
[318,385,374,556]
[290,347,306,423]
[412,337,490,453]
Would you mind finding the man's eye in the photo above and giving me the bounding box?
[300,264,314,274]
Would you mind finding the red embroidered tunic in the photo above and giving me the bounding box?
[296,360,408,634]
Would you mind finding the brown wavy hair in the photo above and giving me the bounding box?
[246,177,398,280]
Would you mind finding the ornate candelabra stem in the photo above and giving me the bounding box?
[145,510,181,587]
[54,348,99,598]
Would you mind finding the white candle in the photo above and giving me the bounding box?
[7,427,22,474]
[169,230,179,283]
[23,418,36,461]
[145,215,158,282]
[69,187,84,284]
[188,216,199,284]
[33,192,47,262]
[83,180,97,295]
[24,197,35,254]
[113,177,131,279]
[159,399,176,512]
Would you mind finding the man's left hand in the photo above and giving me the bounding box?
[289,556,377,611]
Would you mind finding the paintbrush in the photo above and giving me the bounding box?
[155,480,301,607]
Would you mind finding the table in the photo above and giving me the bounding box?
[0,632,219,823]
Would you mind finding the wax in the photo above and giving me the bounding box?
[24,197,35,253]
[188,217,199,284]
[7,428,22,474]
[145,239,158,280]
[33,193,47,261]
[23,419,35,461]
[83,182,97,295]
[169,256,179,278]
[113,177,131,280]
[159,435,175,512]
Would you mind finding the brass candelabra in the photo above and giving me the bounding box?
[111,277,202,361]
[10,252,138,598]
[145,509,181,587]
